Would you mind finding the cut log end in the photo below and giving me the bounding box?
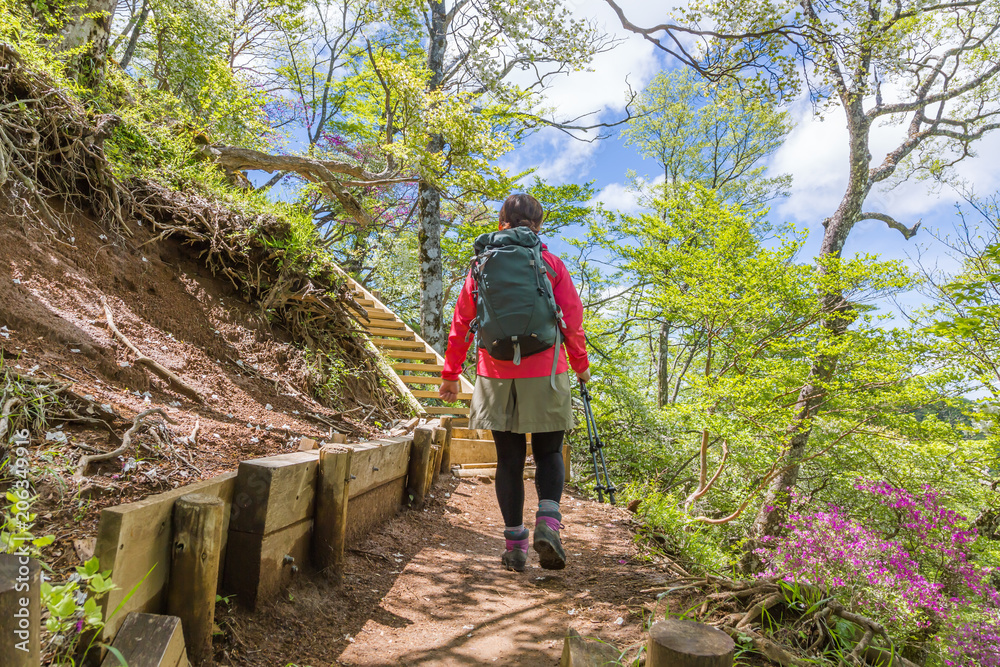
[648,619,734,667]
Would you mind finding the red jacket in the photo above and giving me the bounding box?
[442,245,590,380]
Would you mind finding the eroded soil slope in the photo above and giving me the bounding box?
[0,206,398,574]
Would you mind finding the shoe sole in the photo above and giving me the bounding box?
[533,524,566,570]
[501,552,526,572]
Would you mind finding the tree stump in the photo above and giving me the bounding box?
[0,554,40,666]
[166,493,224,666]
[647,619,735,667]
[313,445,353,582]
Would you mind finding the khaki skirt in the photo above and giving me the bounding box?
[469,373,574,434]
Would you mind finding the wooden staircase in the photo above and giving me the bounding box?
[342,275,474,416]
[341,273,568,477]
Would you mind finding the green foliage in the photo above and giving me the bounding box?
[41,556,116,636]
[628,487,732,574]
[305,348,347,406]
[919,196,1000,477]
[575,184,990,561]
[1,484,121,663]
[0,0,77,85]
[0,359,62,437]
[622,69,791,211]
[1,489,56,556]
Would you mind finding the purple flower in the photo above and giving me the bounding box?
[757,480,999,666]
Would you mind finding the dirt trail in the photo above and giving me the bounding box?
[224,476,668,666]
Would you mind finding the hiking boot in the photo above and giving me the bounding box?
[502,529,529,572]
[533,514,566,570]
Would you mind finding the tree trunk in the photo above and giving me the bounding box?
[40,0,116,86]
[418,175,445,351]
[418,1,448,352]
[741,97,871,571]
[119,0,150,71]
[657,321,670,408]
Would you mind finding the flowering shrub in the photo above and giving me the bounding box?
[757,482,1000,666]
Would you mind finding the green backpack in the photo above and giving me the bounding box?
[470,228,566,387]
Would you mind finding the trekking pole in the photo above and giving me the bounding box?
[578,380,616,505]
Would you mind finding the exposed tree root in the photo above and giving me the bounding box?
[101,297,203,403]
[73,407,174,480]
[652,575,914,667]
[721,625,814,667]
[0,44,126,237]
[0,45,407,425]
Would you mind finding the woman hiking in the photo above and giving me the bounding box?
[438,193,591,572]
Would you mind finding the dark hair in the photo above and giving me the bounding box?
[499,193,544,233]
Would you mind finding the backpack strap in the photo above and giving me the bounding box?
[537,250,567,391]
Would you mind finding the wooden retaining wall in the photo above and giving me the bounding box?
[94,473,238,641]
[91,427,444,650]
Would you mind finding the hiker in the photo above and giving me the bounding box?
[439,193,590,572]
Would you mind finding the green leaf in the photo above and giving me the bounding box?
[77,556,100,579]
[50,593,77,619]
[89,573,116,595]
[32,535,55,548]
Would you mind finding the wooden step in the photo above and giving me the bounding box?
[450,429,529,444]
[423,406,470,415]
[392,363,444,373]
[450,438,546,465]
[452,427,491,440]
[365,327,416,339]
[412,389,471,400]
[365,319,407,330]
[452,438,495,447]
[355,298,376,307]
[401,376,443,385]
[453,467,537,479]
[371,338,427,350]
[351,306,396,326]
[382,349,440,361]
[450,438,496,465]
[349,306,396,320]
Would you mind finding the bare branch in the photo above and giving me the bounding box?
[74,407,175,480]
[857,212,921,239]
[201,145,418,227]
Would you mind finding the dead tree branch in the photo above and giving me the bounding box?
[74,407,173,480]
[101,297,203,403]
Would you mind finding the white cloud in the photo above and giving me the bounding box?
[773,96,1000,235]
[591,174,665,214]
[536,12,660,120]
[501,0,673,184]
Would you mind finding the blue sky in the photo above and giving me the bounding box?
[498,0,1000,317]
[247,0,1000,318]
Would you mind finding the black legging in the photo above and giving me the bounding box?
[492,430,565,527]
